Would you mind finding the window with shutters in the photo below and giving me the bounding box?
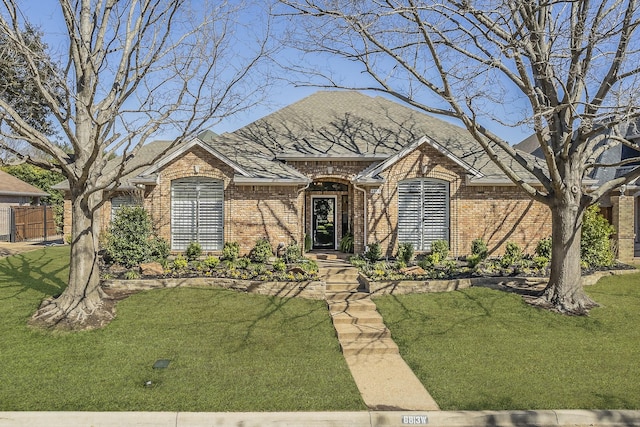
[171,177,224,251]
[398,178,449,251]
[110,194,140,221]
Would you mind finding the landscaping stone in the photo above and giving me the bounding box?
[139,262,164,276]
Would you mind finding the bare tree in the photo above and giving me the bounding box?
[279,0,640,314]
[0,0,273,328]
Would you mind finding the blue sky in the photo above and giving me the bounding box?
[20,1,533,145]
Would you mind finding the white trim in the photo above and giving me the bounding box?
[139,137,253,178]
[310,195,338,250]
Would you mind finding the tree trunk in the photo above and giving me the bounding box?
[30,190,111,329]
[541,199,598,315]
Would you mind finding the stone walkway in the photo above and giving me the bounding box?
[315,255,440,411]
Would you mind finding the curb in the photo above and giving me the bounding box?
[1,410,640,427]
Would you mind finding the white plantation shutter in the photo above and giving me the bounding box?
[398,179,449,251]
[110,194,139,220]
[171,178,224,250]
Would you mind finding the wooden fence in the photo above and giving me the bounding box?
[0,206,59,242]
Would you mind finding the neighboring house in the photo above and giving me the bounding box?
[0,170,49,241]
[57,91,553,257]
[0,169,48,208]
[515,127,640,262]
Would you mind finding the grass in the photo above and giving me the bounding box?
[374,275,640,410]
[0,247,364,411]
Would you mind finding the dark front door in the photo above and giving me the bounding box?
[312,197,335,249]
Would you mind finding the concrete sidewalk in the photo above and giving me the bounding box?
[1,410,640,426]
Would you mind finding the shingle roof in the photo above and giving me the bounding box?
[0,170,48,197]
[55,90,543,190]
[230,90,541,183]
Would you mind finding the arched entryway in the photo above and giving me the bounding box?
[306,180,351,251]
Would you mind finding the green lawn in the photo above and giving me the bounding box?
[374,275,640,410]
[0,247,364,411]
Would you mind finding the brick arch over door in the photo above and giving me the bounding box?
[171,177,224,250]
[397,178,449,251]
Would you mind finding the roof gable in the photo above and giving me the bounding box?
[354,136,484,183]
[139,137,252,178]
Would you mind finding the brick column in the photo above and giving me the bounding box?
[611,195,635,262]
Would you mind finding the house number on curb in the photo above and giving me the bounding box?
[402,415,429,424]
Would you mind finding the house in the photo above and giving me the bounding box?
[0,170,49,241]
[59,91,552,257]
[0,169,48,208]
[515,126,639,262]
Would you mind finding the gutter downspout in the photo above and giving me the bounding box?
[352,182,367,253]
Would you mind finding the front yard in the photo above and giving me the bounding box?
[1,246,639,411]
[374,275,640,410]
[0,246,363,411]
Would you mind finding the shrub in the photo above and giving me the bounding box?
[284,242,301,263]
[222,241,240,261]
[396,242,414,264]
[418,253,440,269]
[104,206,166,268]
[339,233,354,253]
[300,259,318,274]
[349,255,367,269]
[533,256,549,270]
[471,238,488,259]
[535,237,552,259]
[581,205,615,268]
[235,257,251,269]
[124,270,140,280]
[203,255,220,269]
[431,240,449,260]
[273,258,286,272]
[466,253,482,268]
[149,236,170,261]
[172,255,188,270]
[364,242,382,263]
[250,238,273,263]
[500,242,523,268]
[185,242,202,261]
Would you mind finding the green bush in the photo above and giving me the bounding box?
[284,242,301,264]
[203,255,220,269]
[500,242,523,268]
[149,236,170,261]
[235,257,251,269]
[104,206,169,268]
[535,237,552,259]
[396,242,414,264]
[172,255,188,270]
[466,253,482,268]
[250,238,273,263]
[581,205,615,268]
[185,242,202,261]
[124,270,140,280]
[349,255,367,269]
[273,258,286,272]
[532,256,549,270]
[222,241,240,261]
[364,242,382,263]
[431,239,449,260]
[471,238,488,259]
[339,233,354,253]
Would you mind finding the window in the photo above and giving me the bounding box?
[110,194,140,220]
[398,178,449,251]
[171,177,224,250]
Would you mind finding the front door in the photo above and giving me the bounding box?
[312,197,336,249]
